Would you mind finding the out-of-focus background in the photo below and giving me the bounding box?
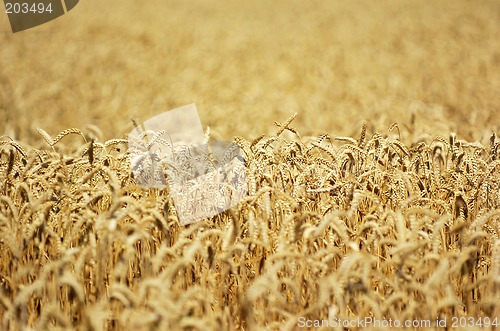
[1,0,499,146]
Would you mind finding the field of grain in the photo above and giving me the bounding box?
[1,1,499,330]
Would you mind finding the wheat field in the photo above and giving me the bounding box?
[1,0,499,330]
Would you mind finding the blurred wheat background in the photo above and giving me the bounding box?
[1,0,499,144]
[1,0,500,330]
